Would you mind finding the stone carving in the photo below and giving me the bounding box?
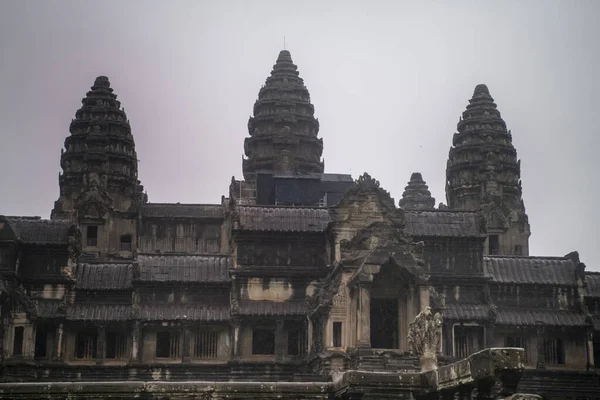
[74,175,115,219]
[407,306,442,372]
[306,264,343,318]
[67,225,82,262]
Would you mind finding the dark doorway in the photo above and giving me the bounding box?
[370,298,399,349]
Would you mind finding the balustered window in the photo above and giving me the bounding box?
[454,325,484,359]
[120,234,132,251]
[106,331,127,359]
[542,338,565,365]
[193,329,219,359]
[75,331,97,359]
[287,323,306,356]
[252,328,275,355]
[156,331,180,359]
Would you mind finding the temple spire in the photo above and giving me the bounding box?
[242,50,324,180]
[52,76,146,221]
[399,173,435,210]
[445,84,530,255]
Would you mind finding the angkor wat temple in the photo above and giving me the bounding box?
[1,50,599,399]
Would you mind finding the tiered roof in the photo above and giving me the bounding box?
[445,84,523,211]
[399,173,435,210]
[243,50,324,179]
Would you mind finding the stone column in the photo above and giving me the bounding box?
[275,319,285,361]
[231,319,241,360]
[357,284,371,348]
[131,321,141,363]
[307,317,313,355]
[96,325,106,365]
[52,323,64,361]
[182,325,191,362]
[586,327,594,370]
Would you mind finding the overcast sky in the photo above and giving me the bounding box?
[0,0,598,267]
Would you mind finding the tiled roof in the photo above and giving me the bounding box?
[484,256,577,285]
[585,273,600,297]
[405,210,485,238]
[141,203,224,219]
[4,217,71,244]
[137,255,231,283]
[67,304,132,321]
[75,263,133,290]
[139,304,230,321]
[443,303,490,320]
[237,300,306,316]
[36,300,64,319]
[236,206,330,232]
[495,308,587,326]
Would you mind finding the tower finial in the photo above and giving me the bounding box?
[284,36,286,50]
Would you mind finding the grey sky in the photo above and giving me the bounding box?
[1,1,598,267]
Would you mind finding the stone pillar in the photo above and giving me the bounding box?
[307,317,313,355]
[52,323,64,361]
[131,321,142,363]
[182,325,191,362]
[275,319,285,361]
[231,319,241,360]
[586,327,594,370]
[419,286,430,312]
[357,284,371,348]
[96,325,106,365]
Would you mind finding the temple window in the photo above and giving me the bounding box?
[35,324,54,359]
[505,336,527,360]
[333,322,343,348]
[542,338,565,365]
[120,234,132,251]
[204,225,220,253]
[488,235,500,255]
[454,325,484,359]
[106,331,127,359]
[75,331,98,360]
[12,326,24,356]
[86,226,98,247]
[192,329,219,359]
[156,331,180,359]
[287,322,306,356]
[252,328,275,355]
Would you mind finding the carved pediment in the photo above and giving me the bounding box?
[75,178,114,219]
[331,173,397,228]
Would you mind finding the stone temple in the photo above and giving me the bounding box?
[0,50,599,399]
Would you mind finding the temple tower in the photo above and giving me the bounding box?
[399,172,435,210]
[243,50,324,180]
[51,76,146,258]
[445,84,530,255]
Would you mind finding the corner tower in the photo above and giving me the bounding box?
[399,173,435,210]
[445,84,530,255]
[51,76,146,258]
[243,50,324,180]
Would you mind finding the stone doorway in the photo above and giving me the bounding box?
[370,298,399,349]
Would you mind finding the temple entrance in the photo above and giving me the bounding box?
[370,298,399,349]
